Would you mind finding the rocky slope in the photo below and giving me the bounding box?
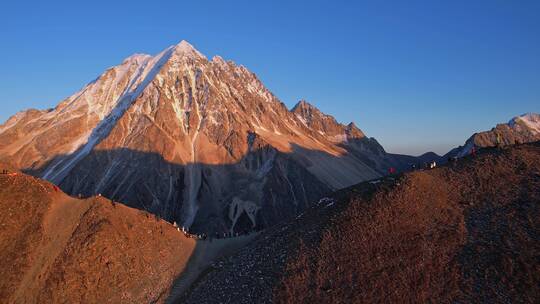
[0,41,406,234]
[183,142,540,303]
[0,170,196,303]
[448,113,540,158]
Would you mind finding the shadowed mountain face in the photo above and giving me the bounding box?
[26,146,334,235]
[0,41,409,233]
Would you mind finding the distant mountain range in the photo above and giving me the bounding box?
[1,40,538,234]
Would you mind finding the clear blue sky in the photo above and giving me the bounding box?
[1,0,539,155]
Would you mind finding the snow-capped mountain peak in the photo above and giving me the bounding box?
[0,40,408,234]
[509,113,540,134]
[171,40,205,59]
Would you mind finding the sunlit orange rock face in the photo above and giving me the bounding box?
[0,41,404,234]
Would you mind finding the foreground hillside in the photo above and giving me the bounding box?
[0,172,196,303]
[184,142,540,303]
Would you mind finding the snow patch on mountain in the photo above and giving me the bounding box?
[228,197,260,233]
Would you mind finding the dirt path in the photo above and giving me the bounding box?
[166,233,259,304]
[11,193,92,303]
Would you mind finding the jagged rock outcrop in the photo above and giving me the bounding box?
[291,100,365,140]
[0,41,406,234]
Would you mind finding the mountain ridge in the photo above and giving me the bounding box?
[0,40,413,234]
[446,113,540,158]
